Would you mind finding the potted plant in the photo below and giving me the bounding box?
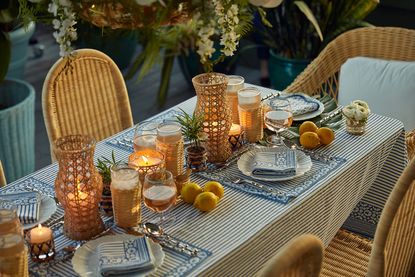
[96,151,119,216]
[259,0,379,90]
[176,109,208,172]
[0,0,36,182]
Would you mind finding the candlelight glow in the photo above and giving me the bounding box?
[142,155,149,165]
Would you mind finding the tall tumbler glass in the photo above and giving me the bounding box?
[226,75,245,124]
[111,164,141,228]
[238,87,263,143]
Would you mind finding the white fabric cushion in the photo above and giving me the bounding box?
[338,57,415,131]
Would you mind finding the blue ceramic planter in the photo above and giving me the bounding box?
[269,49,310,91]
[6,22,36,79]
[0,79,35,182]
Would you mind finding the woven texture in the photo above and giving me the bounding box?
[322,157,415,277]
[42,49,133,160]
[256,234,324,277]
[192,73,232,163]
[238,105,263,143]
[406,130,415,160]
[0,160,6,187]
[156,138,185,178]
[286,27,415,99]
[111,186,141,228]
[54,135,104,240]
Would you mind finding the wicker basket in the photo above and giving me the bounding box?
[79,1,190,29]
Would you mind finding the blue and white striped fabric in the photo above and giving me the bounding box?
[0,191,40,224]
[0,85,408,276]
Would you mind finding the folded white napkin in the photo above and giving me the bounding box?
[98,237,155,276]
[275,94,319,116]
[252,149,297,178]
[0,192,41,224]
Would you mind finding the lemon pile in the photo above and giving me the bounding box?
[299,121,335,149]
[181,181,224,212]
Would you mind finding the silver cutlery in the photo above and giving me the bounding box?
[284,140,335,163]
[223,176,292,197]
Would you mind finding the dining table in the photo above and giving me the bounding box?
[0,84,408,277]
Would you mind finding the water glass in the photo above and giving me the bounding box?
[264,98,293,145]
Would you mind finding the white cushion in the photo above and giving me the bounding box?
[338,57,415,131]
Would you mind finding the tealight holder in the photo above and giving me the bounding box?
[26,232,55,263]
[228,130,246,151]
[129,149,165,184]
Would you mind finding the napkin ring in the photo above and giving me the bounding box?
[26,232,55,263]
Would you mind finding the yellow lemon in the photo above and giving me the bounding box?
[317,127,335,145]
[194,192,219,212]
[299,132,320,149]
[299,121,318,135]
[181,182,203,204]
[204,181,224,200]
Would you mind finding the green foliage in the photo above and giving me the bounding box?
[261,0,378,59]
[96,151,119,185]
[175,109,205,147]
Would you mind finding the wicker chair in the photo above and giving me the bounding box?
[256,234,324,277]
[321,157,415,277]
[0,160,6,187]
[285,27,415,159]
[42,49,133,160]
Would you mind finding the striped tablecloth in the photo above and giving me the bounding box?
[1,86,407,276]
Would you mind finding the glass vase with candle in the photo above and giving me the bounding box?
[26,224,55,262]
[129,149,165,184]
[0,208,28,277]
[192,72,232,163]
[226,75,245,124]
[228,123,244,151]
[156,122,185,178]
[238,87,264,143]
[110,164,142,228]
[54,135,104,241]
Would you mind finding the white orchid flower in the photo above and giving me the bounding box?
[28,0,43,3]
[249,0,283,8]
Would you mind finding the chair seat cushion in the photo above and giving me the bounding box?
[338,57,415,131]
[321,229,372,277]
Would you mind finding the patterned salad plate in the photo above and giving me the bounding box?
[270,93,324,121]
[237,147,312,181]
[72,234,165,277]
[23,195,57,230]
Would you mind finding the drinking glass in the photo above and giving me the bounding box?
[133,122,159,151]
[143,170,177,227]
[264,99,293,145]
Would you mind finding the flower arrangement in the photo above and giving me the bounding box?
[342,100,370,123]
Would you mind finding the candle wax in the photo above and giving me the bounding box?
[30,224,52,244]
[229,124,242,136]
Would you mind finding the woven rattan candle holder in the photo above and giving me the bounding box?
[26,231,55,263]
[226,75,245,124]
[53,135,104,241]
[156,123,185,178]
[192,73,232,163]
[228,126,245,151]
[129,150,165,184]
[238,87,263,143]
[110,164,142,228]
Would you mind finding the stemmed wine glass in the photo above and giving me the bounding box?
[264,98,293,145]
[143,170,177,227]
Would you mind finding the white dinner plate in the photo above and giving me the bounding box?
[237,147,312,181]
[72,234,165,277]
[23,195,57,230]
[293,100,325,121]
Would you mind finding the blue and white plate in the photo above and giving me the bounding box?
[269,93,324,121]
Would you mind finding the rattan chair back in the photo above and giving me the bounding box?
[0,160,6,187]
[256,234,324,277]
[42,49,133,159]
[366,157,415,277]
[285,27,415,100]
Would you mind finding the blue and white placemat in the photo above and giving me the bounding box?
[106,109,183,152]
[3,176,212,277]
[197,155,346,204]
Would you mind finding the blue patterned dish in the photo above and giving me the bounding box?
[270,93,324,121]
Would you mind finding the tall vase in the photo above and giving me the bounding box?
[53,135,104,240]
[192,73,232,163]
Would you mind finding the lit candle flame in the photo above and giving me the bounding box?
[38,224,42,229]
[142,155,149,165]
